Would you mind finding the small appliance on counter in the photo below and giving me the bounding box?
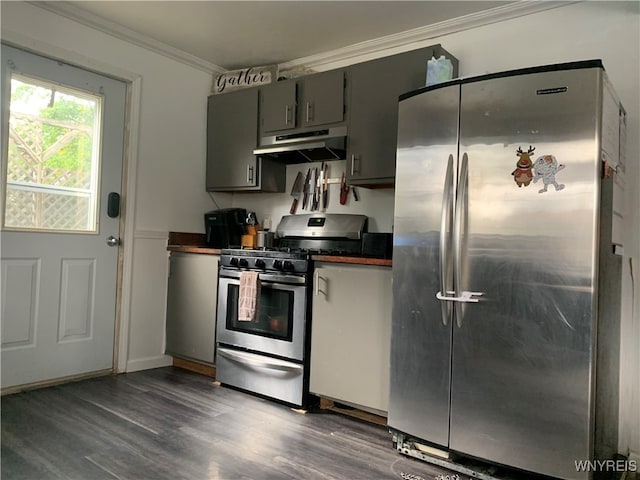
[361,232,393,258]
[204,208,246,248]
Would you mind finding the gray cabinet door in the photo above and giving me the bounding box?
[310,263,392,414]
[260,70,345,134]
[347,47,440,185]
[300,69,345,128]
[206,88,259,190]
[261,80,297,133]
[165,253,219,364]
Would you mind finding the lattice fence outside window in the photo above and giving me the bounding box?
[4,75,101,233]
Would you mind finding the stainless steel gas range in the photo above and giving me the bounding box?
[215,214,367,407]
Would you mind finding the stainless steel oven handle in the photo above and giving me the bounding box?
[219,268,306,285]
[218,348,303,373]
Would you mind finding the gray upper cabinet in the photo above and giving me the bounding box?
[207,88,285,192]
[346,45,458,186]
[260,69,346,135]
[261,80,297,132]
[206,45,456,190]
[300,69,345,129]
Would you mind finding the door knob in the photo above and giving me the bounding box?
[106,235,120,247]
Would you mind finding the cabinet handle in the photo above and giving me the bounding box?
[247,164,254,184]
[350,154,359,176]
[285,105,291,125]
[313,270,328,297]
[306,102,312,123]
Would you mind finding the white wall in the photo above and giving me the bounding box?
[2,0,638,461]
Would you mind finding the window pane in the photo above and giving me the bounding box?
[3,74,102,232]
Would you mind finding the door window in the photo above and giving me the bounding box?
[3,74,102,232]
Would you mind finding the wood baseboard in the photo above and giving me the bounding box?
[318,397,387,426]
[1,369,113,396]
[172,357,216,378]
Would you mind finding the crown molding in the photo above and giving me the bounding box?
[28,0,578,75]
[279,1,580,72]
[28,0,227,74]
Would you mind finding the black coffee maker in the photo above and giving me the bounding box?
[204,208,246,248]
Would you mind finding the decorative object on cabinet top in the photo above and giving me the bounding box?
[212,65,277,94]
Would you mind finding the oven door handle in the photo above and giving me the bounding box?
[217,347,303,373]
[219,268,306,285]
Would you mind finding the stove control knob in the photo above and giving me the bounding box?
[282,260,294,272]
[273,259,283,270]
[230,257,239,266]
[255,259,266,269]
[238,258,249,268]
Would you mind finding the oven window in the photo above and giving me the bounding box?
[225,285,294,341]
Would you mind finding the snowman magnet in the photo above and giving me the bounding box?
[533,155,565,193]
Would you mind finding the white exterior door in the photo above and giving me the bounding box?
[1,44,126,389]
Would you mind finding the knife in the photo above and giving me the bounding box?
[340,173,349,205]
[322,163,329,210]
[289,171,304,214]
[302,168,311,210]
[318,162,324,210]
[311,167,319,210]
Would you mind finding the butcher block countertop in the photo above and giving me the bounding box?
[167,232,391,266]
[312,255,392,267]
[167,245,223,254]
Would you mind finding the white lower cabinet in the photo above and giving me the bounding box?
[310,262,392,414]
[165,253,219,365]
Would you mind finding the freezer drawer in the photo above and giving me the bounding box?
[216,347,305,406]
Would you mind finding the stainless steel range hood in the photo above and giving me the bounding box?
[253,126,346,162]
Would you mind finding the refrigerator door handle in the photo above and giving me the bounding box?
[454,152,469,327]
[436,154,455,326]
[436,290,484,303]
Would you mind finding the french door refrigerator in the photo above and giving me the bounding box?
[389,60,626,480]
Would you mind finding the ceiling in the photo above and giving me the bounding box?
[59,1,516,71]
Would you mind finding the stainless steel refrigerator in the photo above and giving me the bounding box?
[389,60,626,480]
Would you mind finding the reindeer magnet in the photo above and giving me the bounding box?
[512,146,535,187]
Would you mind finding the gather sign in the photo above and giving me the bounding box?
[212,65,277,94]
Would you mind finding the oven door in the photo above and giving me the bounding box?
[216,268,307,361]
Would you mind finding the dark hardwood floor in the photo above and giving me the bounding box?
[1,367,467,480]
